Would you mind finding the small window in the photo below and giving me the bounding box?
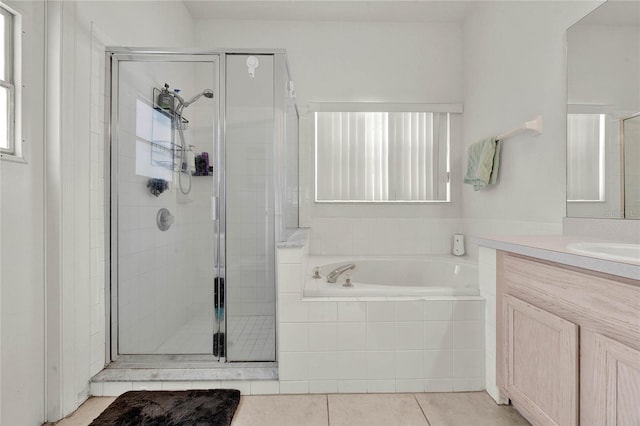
[315,110,450,202]
[0,3,16,158]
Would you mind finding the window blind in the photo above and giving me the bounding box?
[315,111,449,201]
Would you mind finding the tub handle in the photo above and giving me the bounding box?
[342,271,354,287]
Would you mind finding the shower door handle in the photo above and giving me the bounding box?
[211,196,217,221]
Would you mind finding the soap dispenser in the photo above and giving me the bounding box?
[452,234,465,256]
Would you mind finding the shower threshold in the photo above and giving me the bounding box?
[92,355,278,383]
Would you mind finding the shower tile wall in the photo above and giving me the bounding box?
[116,61,215,354]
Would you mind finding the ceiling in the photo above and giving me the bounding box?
[182,1,474,23]
[575,0,640,27]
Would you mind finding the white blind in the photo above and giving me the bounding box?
[315,111,449,201]
[567,114,605,201]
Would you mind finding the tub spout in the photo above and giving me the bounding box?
[327,263,356,283]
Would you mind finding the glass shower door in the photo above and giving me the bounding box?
[224,55,277,361]
[112,55,221,356]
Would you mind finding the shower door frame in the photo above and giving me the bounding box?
[106,47,291,365]
[106,49,225,362]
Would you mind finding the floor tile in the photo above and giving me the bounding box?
[54,397,116,426]
[415,392,530,426]
[231,395,328,426]
[328,394,428,426]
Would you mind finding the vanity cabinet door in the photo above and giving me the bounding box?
[581,329,640,426]
[504,295,578,426]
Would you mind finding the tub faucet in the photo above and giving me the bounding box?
[327,263,356,283]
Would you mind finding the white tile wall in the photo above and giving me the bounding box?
[276,240,485,394]
[308,323,337,351]
[338,380,367,393]
[338,323,367,351]
[279,380,309,394]
[338,352,367,380]
[308,301,337,322]
[309,217,464,256]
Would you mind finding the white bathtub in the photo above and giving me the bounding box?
[304,255,479,297]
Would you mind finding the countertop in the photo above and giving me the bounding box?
[474,235,640,281]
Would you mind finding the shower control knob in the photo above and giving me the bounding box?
[156,208,175,231]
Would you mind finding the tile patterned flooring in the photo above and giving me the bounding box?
[154,315,276,360]
[226,315,276,361]
[55,391,530,426]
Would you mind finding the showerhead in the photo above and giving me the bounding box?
[179,89,215,108]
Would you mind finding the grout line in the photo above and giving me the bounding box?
[414,393,431,426]
[326,394,331,426]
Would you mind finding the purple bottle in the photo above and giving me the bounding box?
[202,152,209,176]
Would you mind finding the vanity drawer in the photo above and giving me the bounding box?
[501,253,640,351]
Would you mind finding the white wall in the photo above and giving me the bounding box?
[461,0,602,402]
[0,1,46,424]
[195,20,465,255]
[43,0,196,421]
[461,1,602,258]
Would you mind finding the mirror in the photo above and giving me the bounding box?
[566,0,640,219]
[624,114,640,218]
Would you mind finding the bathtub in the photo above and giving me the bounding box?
[304,255,479,298]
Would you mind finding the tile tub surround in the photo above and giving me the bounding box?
[277,243,485,394]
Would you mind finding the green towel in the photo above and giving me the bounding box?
[464,137,502,191]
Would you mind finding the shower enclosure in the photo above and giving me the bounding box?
[108,49,298,363]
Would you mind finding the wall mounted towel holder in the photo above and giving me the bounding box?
[497,115,543,140]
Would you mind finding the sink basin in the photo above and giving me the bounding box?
[567,242,640,263]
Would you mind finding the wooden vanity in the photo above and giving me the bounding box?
[496,251,640,426]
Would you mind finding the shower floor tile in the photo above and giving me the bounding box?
[226,315,276,361]
[153,314,275,361]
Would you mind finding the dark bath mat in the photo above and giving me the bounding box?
[89,389,241,426]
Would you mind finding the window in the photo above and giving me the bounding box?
[135,99,174,181]
[0,3,17,158]
[315,110,450,202]
[567,113,605,202]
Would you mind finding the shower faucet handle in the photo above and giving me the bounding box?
[156,208,175,231]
